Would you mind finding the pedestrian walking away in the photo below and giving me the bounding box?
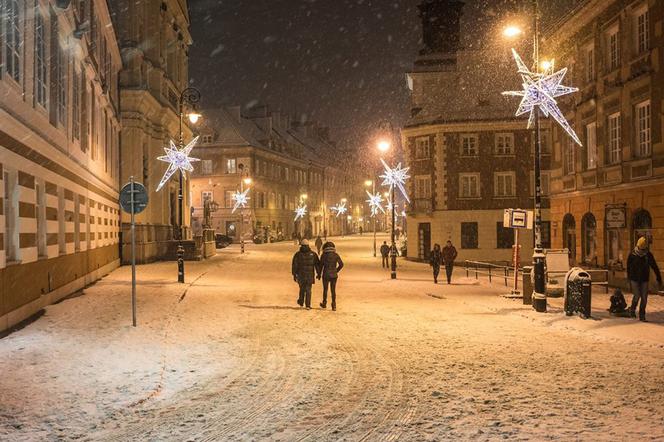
[430,244,443,284]
[292,239,321,309]
[442,240,458,284]
[626,236,662,321]
[315,235,323,255]
[380,241,390,269]
[318,241,344,311]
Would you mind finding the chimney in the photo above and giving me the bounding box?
[418,0,464,56]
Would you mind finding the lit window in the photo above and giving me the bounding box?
[608,113,621,165]
[415,175,431,199]
[202,160,213,175]
[636,7,649,53]
[608,28,620,70]
[415,137,431,159]
[585,122,597,170]
[4,0,22,82]
[35,10,47,107]
[585,46,595,83]
[226,158,237,174]
[635,101,651,157]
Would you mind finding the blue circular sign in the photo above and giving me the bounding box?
[120,181,149,214]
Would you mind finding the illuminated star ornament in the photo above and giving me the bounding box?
[156,136,200,192]
[231,188,250,213]
[294,204,307,221]
[502,49,582,146]
[330,202,347,217]
[380,158,411,203]
[365,191,385,217]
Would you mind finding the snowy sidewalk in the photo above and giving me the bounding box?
[1,235,663,441]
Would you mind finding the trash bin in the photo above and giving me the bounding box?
[522,266,533,305]
[564,267,592,318]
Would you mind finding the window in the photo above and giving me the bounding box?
[224,190,234,208]
[585,122,597,170]
[72,70,80,140]
[202,191,213,203]
[461,222,478,249]
[608,28,620,71]
[202,159,213,175]
[35,9,47,107]
[414,175,431,199]
[496,222,514,249]
[459,173,480,198]
[461,134,478,156]
[202,135,213,144]
[585,46,595,83]
[636,7,649,53]
[226,158,237,174]
[494,172,515,197]
[495,133,514,155]
[415,137,431,159]
[635,101,651,157]
[4,0,21,82]
[530,172,550,196]
[608,113,621,165]
[564,135,575,175]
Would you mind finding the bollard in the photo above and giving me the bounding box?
[532,250,547,312]
[177,244,185,283]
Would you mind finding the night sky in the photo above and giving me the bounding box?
[187,0,576,148]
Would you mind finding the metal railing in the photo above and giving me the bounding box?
[464,260,516,287]
[464,260,610,293]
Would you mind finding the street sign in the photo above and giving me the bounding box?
[504,209,533,229]
[120,182,149,214]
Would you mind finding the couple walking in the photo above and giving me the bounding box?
[429,240,457,284]
[292,239,344,311]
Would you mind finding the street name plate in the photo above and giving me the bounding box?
[605,206,626,229]
[120,182,149,214]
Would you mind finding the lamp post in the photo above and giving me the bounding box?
[340,198,347,237]
[297,193,308,240]
[176,87,202,283]
[503,0,547,312]
[365,179,377,257]
[377,138,398,280]
[237,163,252,254]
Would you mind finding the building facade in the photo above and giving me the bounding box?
[545,0,663,287]
[190,106,364,242]
[0,0,122,331]
[110,0,194,263]
[403,0,551,263]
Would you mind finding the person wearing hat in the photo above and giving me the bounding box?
[292,239,320,309]
[626,236,662,321]
[317,241,344,311]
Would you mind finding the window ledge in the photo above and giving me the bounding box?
[458,196,482,200]
[493,196,517,199]
[459,155,479,159]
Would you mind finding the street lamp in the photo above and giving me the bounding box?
[176,87,202,283]
[341,198,347,237]
[365,179,377,257]
[238,164,252,253]
[377,135,399,280]
[502,0,547,312]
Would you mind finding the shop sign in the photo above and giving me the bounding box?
[605,205,626,229]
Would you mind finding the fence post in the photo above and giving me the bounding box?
[504,267,508,286]
[489,267,492,283]
[466,261,469,278]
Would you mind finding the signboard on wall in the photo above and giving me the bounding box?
[605,205,626,229]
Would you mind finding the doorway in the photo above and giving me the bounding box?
[418,223,431,261]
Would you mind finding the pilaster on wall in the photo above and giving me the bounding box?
[435,131,447,210]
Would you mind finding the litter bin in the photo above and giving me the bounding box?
[564,267,592,318]
[522,266,533,305]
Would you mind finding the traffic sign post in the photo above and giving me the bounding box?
[120,178,149,327]
[504,209,533,297]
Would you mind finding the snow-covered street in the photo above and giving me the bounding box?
[1,235,663,441]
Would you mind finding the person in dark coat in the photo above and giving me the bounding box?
[292,239,320,309]
[318,241,344,311]
[429,244,443,284]
[315,235,323,254]
[380,241,390,268]
[609,288,629,317]
[442,240,458,284]
[626,236,662,321]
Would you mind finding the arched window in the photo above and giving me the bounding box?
[582,213,597,265]
[563,214,576,264]
[632,209,652,247]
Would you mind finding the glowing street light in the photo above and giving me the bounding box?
[503,25,523,38]
[187,111,202,124]
[377,140,391,153]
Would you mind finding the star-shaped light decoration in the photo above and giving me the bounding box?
[502,49,582,146]
[365,191,385,217]
[380,158,411,203]
[330,202,347,218]
[156,136,200,192]
[231,188,250,213]
[294,204,307,221]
